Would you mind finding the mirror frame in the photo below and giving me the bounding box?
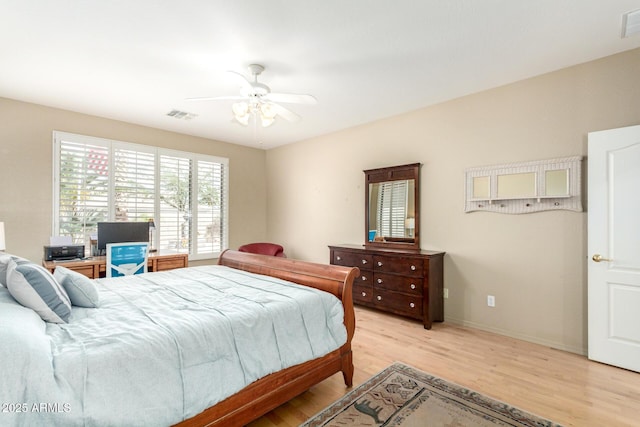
[364,163,421,251]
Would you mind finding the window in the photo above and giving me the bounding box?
[53,131,228,260]
[376,180,408,238]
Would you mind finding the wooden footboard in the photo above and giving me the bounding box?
[175,250,359,427]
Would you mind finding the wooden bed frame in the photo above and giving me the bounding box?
[175,250,359,427]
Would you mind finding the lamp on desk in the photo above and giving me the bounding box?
[0,222,5,252]
[405,217,415,238]
[148,219,157,252]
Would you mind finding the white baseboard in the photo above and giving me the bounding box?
[445,316,587,356]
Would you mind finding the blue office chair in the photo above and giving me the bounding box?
[106,242,149,278]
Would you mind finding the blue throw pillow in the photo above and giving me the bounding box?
[54,266,100,308]
[6,260,72,323]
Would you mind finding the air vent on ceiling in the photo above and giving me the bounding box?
[166,109,198,120]
[622,9,640,38]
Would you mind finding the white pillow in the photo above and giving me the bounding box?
[6,260,72,323]
[0,254,8,287]
[0,253,30,287]
[54,266,100,308]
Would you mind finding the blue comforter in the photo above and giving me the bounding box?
[0,265,347,426]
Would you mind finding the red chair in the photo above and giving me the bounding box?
[237,242,285,257]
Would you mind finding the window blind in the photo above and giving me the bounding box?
[195,159,226,255]
[376,180,408,237]
[159,154,192,254]
[57,140,110,245]
[54,132,228,259]
[114,146,155,222]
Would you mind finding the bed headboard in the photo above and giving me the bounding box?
[219,249,358,297]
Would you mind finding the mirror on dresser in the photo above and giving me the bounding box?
[364,163,421,251]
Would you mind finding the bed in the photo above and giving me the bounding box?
[0,250,358,426]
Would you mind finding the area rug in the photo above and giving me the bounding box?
[301,362,562,427]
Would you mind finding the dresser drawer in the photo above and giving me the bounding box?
[354,270,373,286]
[373,289,423,319]
[354,283,374,303]
[374,273,422,296]
[154,255,188,271]
[333,251,373,270]
[373,255,423,277]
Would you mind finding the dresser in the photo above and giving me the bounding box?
[329,244,445,329]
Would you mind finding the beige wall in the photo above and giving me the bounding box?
[0,98,268,265]
[2,48,638,354]
[266,48,640,354]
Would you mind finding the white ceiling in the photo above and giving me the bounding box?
[2,1,640,149]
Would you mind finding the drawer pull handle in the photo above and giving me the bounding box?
[362,259,368,265]
[361,276,367,281]
[410,302,415,308]
[377,295,382,301]
[377,278,383,284]
[377,261,383,267]
[336,256,341,261]
[410,284,416,290]
[362,292,367,297]
[410,265,416,271]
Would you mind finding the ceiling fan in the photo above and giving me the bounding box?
[186,64,317,127]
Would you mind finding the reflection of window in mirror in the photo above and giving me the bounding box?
[545,169,569,196]
[376,180,409,238]
[497,172,536,198]
[472,176,490,199]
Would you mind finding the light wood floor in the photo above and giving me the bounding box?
[248,306,640,427]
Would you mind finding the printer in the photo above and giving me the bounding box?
[43,245,85,261]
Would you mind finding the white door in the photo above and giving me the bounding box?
[588,124,640,373]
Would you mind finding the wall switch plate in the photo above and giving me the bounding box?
[443,288,449,299]
[487,295,495,307]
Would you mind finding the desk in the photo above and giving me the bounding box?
[43,251,189,279]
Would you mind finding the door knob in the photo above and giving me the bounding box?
[592,254,612,263]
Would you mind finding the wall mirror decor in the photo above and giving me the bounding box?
[364,163,421,250]
[464,156,582,214]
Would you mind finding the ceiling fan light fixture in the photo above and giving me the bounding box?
[235,114,250,126]
[190,64,315,129]
[231,100,278,127]
[232,102,249,116]
[261,115,275,127]
[232,102,250,126]
[260,103,277,118]
[260,103,277,127]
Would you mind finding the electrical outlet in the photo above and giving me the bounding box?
[443,288,449,299]
[487,295,495,307]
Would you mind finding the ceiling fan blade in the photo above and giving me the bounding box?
[270,103,301,122]
[264,92,317,105]
[227,70,253,90]
[185,95,246,102]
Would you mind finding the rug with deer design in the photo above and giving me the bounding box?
[300,362,562,427]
